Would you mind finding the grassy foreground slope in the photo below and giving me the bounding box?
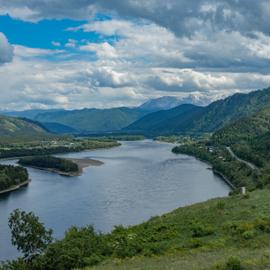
[80,190,270,270]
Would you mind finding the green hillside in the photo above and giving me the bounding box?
[212,108,270,168]
[126,87,270,135]
[0,115,48,137]
[212,108,270,145]
[190,88,270,132]
[125,104,203,134]
[172,107,270,191]
[5,189,270,270]
[83,190,270,270]
[34,107,148,133]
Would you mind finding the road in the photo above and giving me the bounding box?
[226,146,259,170]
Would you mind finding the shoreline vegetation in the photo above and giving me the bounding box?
[0,179,31,195]
[0,164,29,195]
[172,142,260,192]
[0,137,120,194]
[2,139,270,269]
[0,138,121,159]
[3,189,270,270]
[18,157,104,177]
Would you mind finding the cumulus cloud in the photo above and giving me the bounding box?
[1,42,270,111]
[1,1,270,109]
[0,32,14,63]
[75,18,270,72]
[1,1,270,37]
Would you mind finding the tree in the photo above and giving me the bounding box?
[8,209,53,261]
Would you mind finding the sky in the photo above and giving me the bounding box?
[1,1,270,110]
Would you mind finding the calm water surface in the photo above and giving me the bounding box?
[0,140,230,260]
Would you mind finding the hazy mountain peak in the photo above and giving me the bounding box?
[139,94,210,111]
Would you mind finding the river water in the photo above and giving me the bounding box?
[0,140,230,260]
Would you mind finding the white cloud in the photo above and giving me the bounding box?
[1,1,270,109]
[0,32,14,63]
[1,42,270,111]
[14,45,63,58]
[65,39,77,48]
[52,41,61,47]
[80,42,118,59]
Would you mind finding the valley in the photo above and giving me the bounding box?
[1,87,270,269]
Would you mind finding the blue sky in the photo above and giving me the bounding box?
[0,0,270,110]
[0,14,119,57]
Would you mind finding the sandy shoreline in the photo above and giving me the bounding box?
[66,158,104,176]
[20,158,104,177]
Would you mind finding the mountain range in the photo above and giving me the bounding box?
[2,96,202,134]
[1,88,270,136]
[126,87,270,135]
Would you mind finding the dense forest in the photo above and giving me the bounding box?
[18,156,79,173]
[212,107,270,168]
[0,165,28,192]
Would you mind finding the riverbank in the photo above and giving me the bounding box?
[0,179,31,195]
[9,188,268,270]
[19,157,104,177]
[0,138,121,160]
[0,140,230,261]
[172,142,258,190]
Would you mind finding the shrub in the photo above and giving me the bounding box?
[186,239,204,249]
[83,254,103,266]
[216,200,226,210]
[225,256,243,270]
[255,218,270,233]
[191,223,214,238]
[142,243,167,256]
[242,193,250,199]
[242,230,256,240]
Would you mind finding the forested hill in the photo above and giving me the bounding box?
[189,87,270,132]
[124,104,203,134]
[212,107,270,168]
[33,107,149,133]
[126,87,270,135]
[212,107,270,145]
[0,115,48,137]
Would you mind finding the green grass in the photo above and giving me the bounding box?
[79,189,270,270]
[85,248,270,270]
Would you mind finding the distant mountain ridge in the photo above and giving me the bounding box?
[126,87,270,135]
[3,88,270,135]
[33,107,149,134]
[139,96,185,111]
[3,96,194,134]
[139,95,210,111]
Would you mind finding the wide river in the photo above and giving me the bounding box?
[0,140,230,260]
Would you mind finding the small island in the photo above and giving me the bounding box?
[18,156,103,176]
[0,164,30,194]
